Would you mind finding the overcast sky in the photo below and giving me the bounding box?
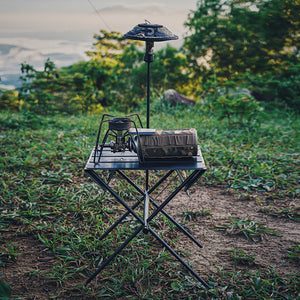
[0,0,199,86]
[0,0,198,42]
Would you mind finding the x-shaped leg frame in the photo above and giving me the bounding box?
[85,169,209,288]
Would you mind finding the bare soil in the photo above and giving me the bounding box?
[168,186,299,277]
[1,185,299,299]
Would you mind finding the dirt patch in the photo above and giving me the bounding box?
[1,185,299,299]
[0,232,59,299]
[166,185,299,277]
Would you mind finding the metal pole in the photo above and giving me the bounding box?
[143,191,150,233]
[97,170,174,242]
[144,41,153,211]
[117,170,203,249]
[144,40,153,129]
[86,225,144,285]
[146,60,151,129]
[149,228,209,288]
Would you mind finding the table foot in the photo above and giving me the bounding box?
[86,225,144,285]
[149,228,209,289]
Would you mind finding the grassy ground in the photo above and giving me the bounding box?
[0,101,299,299]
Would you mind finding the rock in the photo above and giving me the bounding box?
[163,89,195,107]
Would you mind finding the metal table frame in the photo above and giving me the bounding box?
[84,147,209,288]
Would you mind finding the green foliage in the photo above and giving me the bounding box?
[215,217,279,242]
[0,278,12,300]
[18,58,101,114]
[185,0,300,76]
[84,30,144,110]
[286,244,300,260]
[228,249,257,266]
[148,46,191,95]
[248,60,300,111]
[86,30,136,61]
[0,242,19,264]
[80,30,191,111]
[5,30,192,114]
[0,89,20,111]
[184,0,300,107]
[181,208,212,221]
[0,110,46,130]
[2,19,299,115]
[201,267,299,299]
[214,93,262,124]
[271,207,300,221]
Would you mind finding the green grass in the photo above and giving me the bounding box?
[181,208,212,221]
[227,249,258,266]
[0,102,299,299]
[215,217,280,242]
[149,100,299,197]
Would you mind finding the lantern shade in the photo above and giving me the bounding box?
[123,22,178,42]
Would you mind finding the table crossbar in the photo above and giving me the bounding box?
[117,170,203,248]
[84,147,208,288]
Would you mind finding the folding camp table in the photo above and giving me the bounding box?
[84,146,209,288]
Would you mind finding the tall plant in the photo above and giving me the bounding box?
[18,59,100,114]
[183,0,300,101]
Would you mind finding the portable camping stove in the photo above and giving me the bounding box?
[93,113,199,164]
[93,113,145,163]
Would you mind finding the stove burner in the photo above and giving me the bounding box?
[93,114,144,163]
[109,118,131,131]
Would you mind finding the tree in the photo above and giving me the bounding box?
[19,59,100,114]
[74,30,144,110]
[74,30,191,111]
[184,0,300,89]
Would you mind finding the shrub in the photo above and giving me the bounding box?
[18,59,101,115]
[249,61,300,112]
[0,89,20,111]
[214,93,262,124]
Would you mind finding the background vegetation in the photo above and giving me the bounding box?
[1,0,299,114]
[0,0,299,298]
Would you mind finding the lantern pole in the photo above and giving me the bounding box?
[123,22,178,193]
[144,41,154,129]
[143,41,154,192]
[123,22,177,129]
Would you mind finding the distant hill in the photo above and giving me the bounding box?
[0,44,27,55]
[0,74,22,90]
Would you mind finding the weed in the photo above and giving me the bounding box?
[197,266,300,300]
[215,217,279,242]
[271,207,300,222]
[0,242,20,264]
[0,275,12,299]
[181,208,212,221]
[228,249,257,266]
[236,191,262,205]
[214,93,262,125]
[286,244,300,261]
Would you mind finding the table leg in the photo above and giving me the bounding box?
[86,225,144,285]
[85,170,144,225]
[85,169,209,288]
[91,170,174,242]
[118,170,203,249]
[149,228,209,288]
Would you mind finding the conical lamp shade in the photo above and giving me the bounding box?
[124,22,178,42]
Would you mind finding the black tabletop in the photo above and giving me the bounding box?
[84,146,206,171]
